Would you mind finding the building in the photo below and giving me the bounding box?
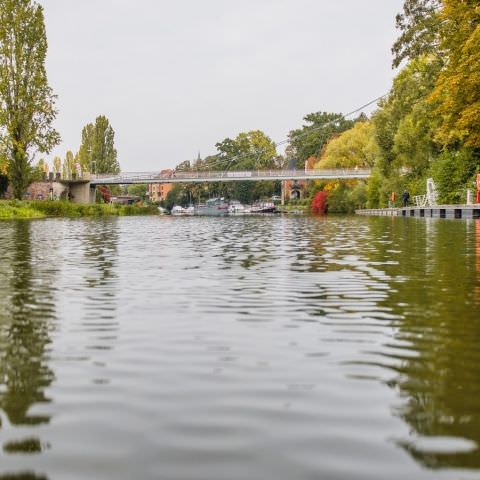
[148,182,173,203]
[283,180,305,200]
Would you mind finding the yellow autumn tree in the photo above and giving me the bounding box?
[430,1,480,148]
[315,121,379,169]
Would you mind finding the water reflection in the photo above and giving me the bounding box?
[0,222,56,424]
[0,221,57,479]
[0,216,479,479]
[366,218,480,468]
[80,219,119,366]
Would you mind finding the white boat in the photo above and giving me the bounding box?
[171,205,187,216]
[185,205,195,216]
[194,198,229,216]
[228,200,249,215]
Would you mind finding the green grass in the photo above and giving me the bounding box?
[0,200,158,220]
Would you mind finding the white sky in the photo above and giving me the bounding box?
[41,0,404,171]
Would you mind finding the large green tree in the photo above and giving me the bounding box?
[315,121,379,169]
[372,55,441,174]
[213,130,278,203]
[214,130,277,170]
[78,115,120,174]
[288,112,355,168]
[0,0,60,198]
[391,0,442,68]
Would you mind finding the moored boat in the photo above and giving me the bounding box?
[250,201,277,214]
[194,198,229,216]
[171,205,187,216]
[228,200,249,215]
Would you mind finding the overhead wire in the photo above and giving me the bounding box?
[182,93,389,172]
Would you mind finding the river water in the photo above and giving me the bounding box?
[0,215,480,480]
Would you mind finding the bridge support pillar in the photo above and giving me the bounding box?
[69,182,96,204]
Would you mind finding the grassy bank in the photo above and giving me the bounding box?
[0,200,158,220]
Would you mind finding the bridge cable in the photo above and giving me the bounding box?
[181,92,389,173]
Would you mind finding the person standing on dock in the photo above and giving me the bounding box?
[402,190,410,207]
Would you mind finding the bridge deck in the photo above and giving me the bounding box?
[91,169,371,185]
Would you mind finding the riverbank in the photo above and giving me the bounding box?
[277,203,309,214]
[356,205,480,219]
[0,200,158,219]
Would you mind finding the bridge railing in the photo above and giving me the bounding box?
[91,168,372,184]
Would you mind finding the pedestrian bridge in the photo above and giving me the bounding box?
[90,168,372,185]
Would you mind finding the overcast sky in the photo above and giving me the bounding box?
[40,0,404,171]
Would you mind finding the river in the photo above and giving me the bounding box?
[0,215,479,480]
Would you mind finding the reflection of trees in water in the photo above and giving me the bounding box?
[81,219,119,351]
[83,219,119,288]
[0,222,56,426]
[366,218,480,469]
[0,221,57,480]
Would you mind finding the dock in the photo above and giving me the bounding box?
[356,205,480,219]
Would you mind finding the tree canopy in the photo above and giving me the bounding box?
[62,150,75,178]
[316,121,379,169]
[78,115,120,174]
[391,0,442,68]
[213,130,277,171]
[288,112,356,168]
[430,0,480,148]
[0,0,60,198]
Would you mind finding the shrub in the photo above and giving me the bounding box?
[311,191,328,214]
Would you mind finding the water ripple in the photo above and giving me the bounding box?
[0,216,479,479]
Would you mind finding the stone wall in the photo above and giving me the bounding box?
[3,181,68,200]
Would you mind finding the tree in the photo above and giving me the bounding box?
[78,116,119,174]
[32,157,47,181]
[215,130,277,170]
[212,130,278,203]
[175,160,191,172]
[0,0,60,198]
[393,99,439,172]
[430,0,480,149]
[77,122,94,172]
[52,156,61,176]
[62,150,75,179]
[316,121,379,169]
[182,130,278,204]
[429,149,478,204]
[127,184,147,199]
[288,112,356,168]
[372,55,441,174]
[392,0,442,68]
[165,184,190,210]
